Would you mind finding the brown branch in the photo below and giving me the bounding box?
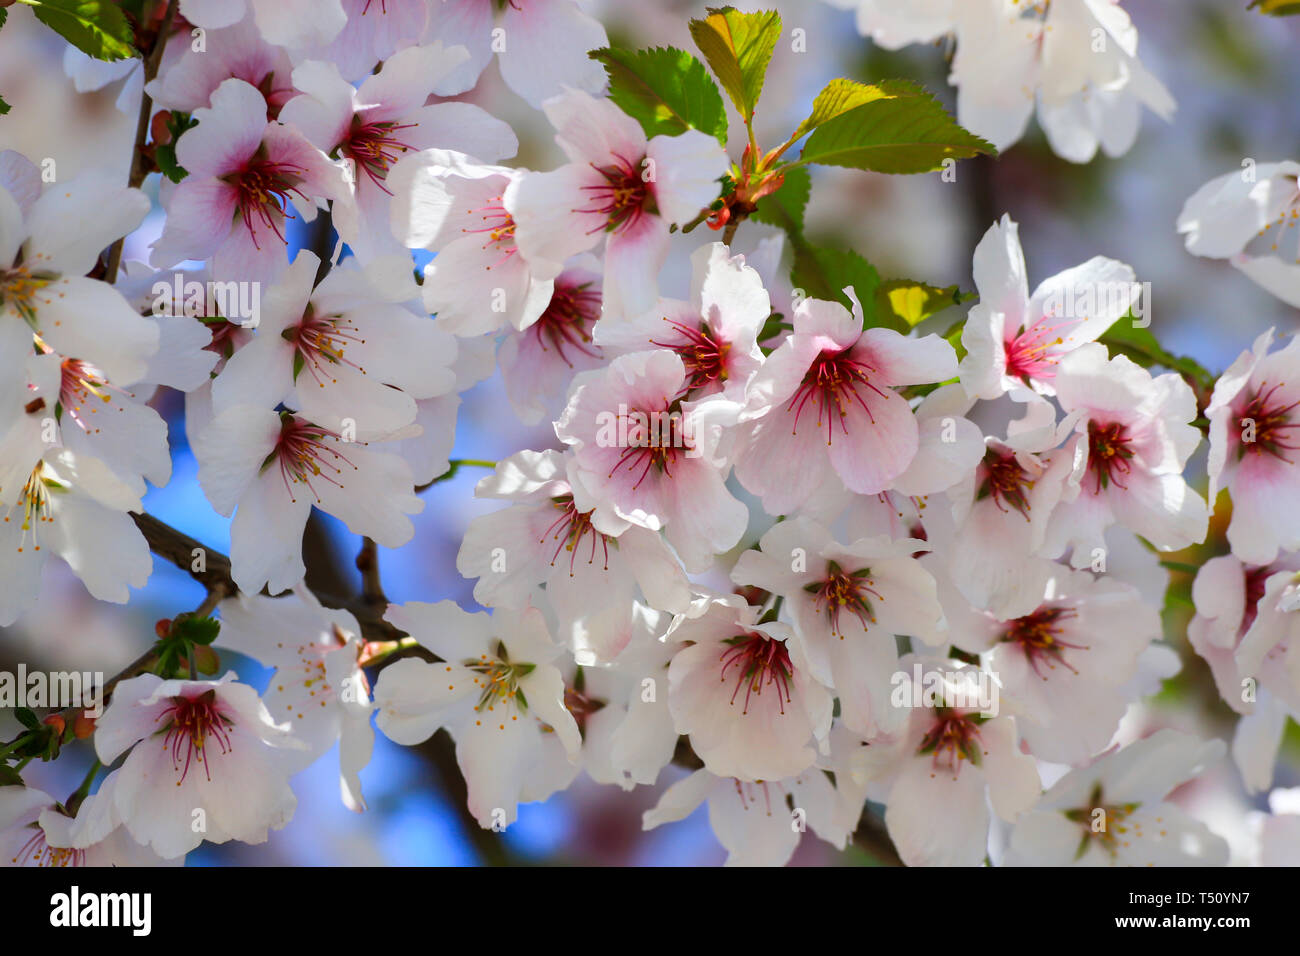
[129,511,403,642]
[356,537,386,609]
[103,0,178,285]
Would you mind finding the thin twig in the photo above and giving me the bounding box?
[103,0,178,285]
[356,537,386,609]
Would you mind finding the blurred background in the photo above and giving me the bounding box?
[1,0,1299,865]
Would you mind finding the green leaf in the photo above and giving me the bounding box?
[688,6,781,123]
[15,708,40,731]
[944,318,967,362]
[589,46,727,144]
[154,111,197,183]
[0,95,8,117]
[874,280,972,329]
[0,7,7,28]
[0,765,24,787]
[791,245,895,327]
[751,164,810,235]
[171,614,221,646]
[154,144,187,183]
[1098,314,1214,390]
[26,0,137,61]
[1250,0,1300,14]
[796,79,995,174]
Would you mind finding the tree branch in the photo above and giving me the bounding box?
[129,511,403,642]
[103,0,178,285]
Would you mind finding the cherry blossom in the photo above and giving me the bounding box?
[1206,328,1300,565]
[149,78,348,286]
[1043,343,1209,564]
[555,349,749,573]
[731,291,958,514]
[216,588,376,811]
[1178,161,1300,308]
[0,783,174,867]
[1003,730,1229,866]
[193,404,422,594]
[373,600,581,828]
[92,673,305,859]
[510,89,729,319]
[280,45,518,258]
[664,591,833,782]
[960,214,1140,400]
[424,0,609,109]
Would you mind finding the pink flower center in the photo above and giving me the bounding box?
[579,153,652,235]
[529,280,602,367]
[157,689,234,784]
[977,448,1034,519]
[650,318,730,394]
[1086,419,1136,493]
[719,631,794,715]
[224,153,308,248]
[608,406,690,490]
[343,117,418,193]
[266,413,357,505]
[285,303,368,387]
[1003,318,1073,382]
[918,708,985,776]
[1237,381,1300,462]
[1001,606,1086,679]
[1240,564,1274,636]
[58,358,121,436]
[806,560,882,637]
[12,828,85,867]
[540,495,610,574]
[787,347,886,444]
[563,684,605,735]
[461,194,518,268]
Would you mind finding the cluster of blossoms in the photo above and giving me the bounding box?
[1,0,1298,868]
[830,0,1175,163]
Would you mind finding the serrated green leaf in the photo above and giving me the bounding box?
[875,280,972,329]
[171,614,221,646]
[590,46,727,143]
[28,0,136,62]
[0,95,8,117]
[796,79,995,174]
[688,6,781,123]
[0,8,7,28]
[792,77,898,141]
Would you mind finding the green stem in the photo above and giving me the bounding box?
[416,458,497,491]
[65,759,102,816]
[0,732,36,762]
